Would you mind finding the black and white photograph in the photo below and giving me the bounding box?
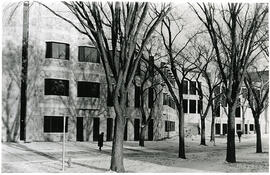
[1,0,269,173]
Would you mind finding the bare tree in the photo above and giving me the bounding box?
[136,57,163,146]
[186,39,222,145]
[244,68,269,153]
[146,12,201,158]
[38,2,171,172]
[191,3,268,163]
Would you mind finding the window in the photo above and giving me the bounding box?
[236,107,241,117]
[165,121,169,132]
[170,121,175,131]
[250,124,254,131]
[198,100,202,114]
[215,123,221,134]
[78,46,100,63]
[77,82,100,98]
[44,116,68,133]
[135,85,141,107]
[148,87,154,108]
[46,42,69,60]
[190,81,196,95]
[183,81,188,94]
[189,100,196,113]
[236,124,241,130]
[183,99,188,113]
[163,93,168,105]
[216,106,220,117]
[45,79,69,96]
[165,121,175,132]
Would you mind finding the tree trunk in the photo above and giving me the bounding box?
[254,117,262,153]
[177,100,186,159]
[226,105,236,163]
[210,105,215,143]
[241,106,246,134]
[110,108,125,172]
[139,126,146,147]
[6,129,11,142]
[242,116,245,134]
[200,117,206,145]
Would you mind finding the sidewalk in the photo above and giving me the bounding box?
[1,134,269,173]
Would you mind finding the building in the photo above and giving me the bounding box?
[2,2,268,142]
[214,71,269,135]
[2,2,182,142]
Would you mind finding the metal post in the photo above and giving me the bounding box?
[62,116,66,171]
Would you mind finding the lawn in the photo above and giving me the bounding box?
[1,134,269,173]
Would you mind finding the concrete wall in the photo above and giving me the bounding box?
[2,2,181,142]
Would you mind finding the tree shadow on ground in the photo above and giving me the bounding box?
[7,143,58,161]
[71,161,109,172]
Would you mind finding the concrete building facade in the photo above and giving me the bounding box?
[2,2,268,142]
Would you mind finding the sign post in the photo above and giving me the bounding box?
[62,116,66,171]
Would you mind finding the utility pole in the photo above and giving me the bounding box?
[20,1,30,141]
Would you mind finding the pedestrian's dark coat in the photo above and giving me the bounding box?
[98,133,104,147]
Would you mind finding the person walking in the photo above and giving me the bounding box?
[98,132,104,151]
[237,130,243,143]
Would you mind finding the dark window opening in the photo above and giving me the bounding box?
[215,123,221,134]
[163,93,168,105]
[106,118,113,141]
[78,46,100,63]
[183,81,188,94]
[250,124,254,131]
[190,81,196,95]
[216,105,220,117]
[165,121,175,132]
[198,99,202,114]
[77,81,100,98]
[134,119,140,141]
[222,123,227,135]
[44,116,68,133]
[135,85,141,108]
[45,79,69,96]
[236,124,241,130]
[148,87,154,108]
[189,100,196,113]
[46,42,69,60]
[236,107,241,117]
[183,99,188,113]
